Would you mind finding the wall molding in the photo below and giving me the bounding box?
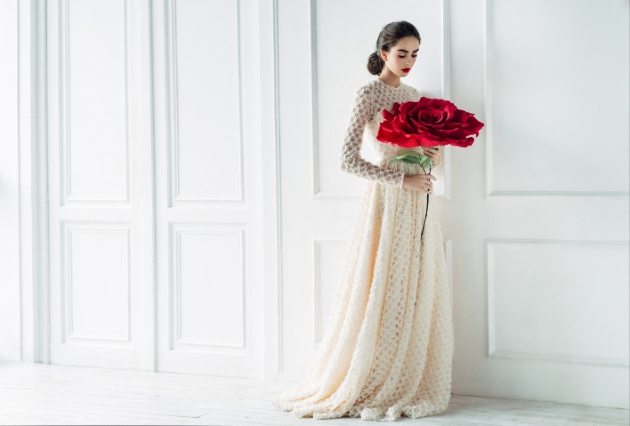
[164,0,245,206]
[483,0,629,198]
[59,0,132,205]
[486,237,630,368]
[169,224,247,352]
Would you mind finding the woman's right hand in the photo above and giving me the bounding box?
[402,173,436,193]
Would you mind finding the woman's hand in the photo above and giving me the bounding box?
[403,173,436,193]
[424,147,442,167]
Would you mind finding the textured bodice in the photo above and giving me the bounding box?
[340,78,433,187]
[364,79,423,162]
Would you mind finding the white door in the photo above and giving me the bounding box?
[151,0,265,377]
[276,0,629,410]
[46,0,266,377]
[47,0,154,369]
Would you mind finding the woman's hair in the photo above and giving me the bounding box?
[367,21,421,76]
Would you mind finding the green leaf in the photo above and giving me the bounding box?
[388,150,436,169]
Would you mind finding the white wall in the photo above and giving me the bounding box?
[2,0,273,379]
[448,0,628,409]
[0,0,21,363]
[274,0,628,410]
[1,0,627,410]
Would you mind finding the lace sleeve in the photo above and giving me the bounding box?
[340,85,406,187]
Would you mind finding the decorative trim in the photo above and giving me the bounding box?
[59,0,131,204]
[169,223,247,352]
[18,0,50,363]
[486,237,630,367]
[165,0,245,205]
[483,0,629,197]
[61,223,133,345]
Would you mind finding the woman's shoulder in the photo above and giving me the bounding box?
[353,78,398,102]
[352,78,419,104]
[350,80,380,106]
[355,79,379,95]
[365,78,419,95]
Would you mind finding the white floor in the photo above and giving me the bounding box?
[0,362,627,426]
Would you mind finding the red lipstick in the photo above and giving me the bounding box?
[402,68,410,73]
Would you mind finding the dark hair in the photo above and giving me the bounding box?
[367,21,421,75]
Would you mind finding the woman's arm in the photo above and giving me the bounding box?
[340,85,406,187]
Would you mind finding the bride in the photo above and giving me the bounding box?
[271,20,454,422]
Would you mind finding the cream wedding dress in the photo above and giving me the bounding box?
[271,77,454,421]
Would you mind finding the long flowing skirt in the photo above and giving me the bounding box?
[271,161,454,421]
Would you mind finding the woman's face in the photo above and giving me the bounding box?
[380,36,420,77]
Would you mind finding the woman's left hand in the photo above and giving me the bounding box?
[424,147,442,166]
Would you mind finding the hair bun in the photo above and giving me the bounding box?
[367,51,383,75]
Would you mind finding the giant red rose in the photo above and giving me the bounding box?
[376,96,484,148]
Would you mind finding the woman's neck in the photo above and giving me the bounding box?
[378,71,401,88]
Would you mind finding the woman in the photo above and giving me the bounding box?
[272,20,454,422]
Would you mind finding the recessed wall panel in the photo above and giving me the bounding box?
[489,0,629,193]
[64,226,130,341]
[489,241,629,364]
[66,0,128,200]
[175,228,244,348]
[171,0,241,201]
